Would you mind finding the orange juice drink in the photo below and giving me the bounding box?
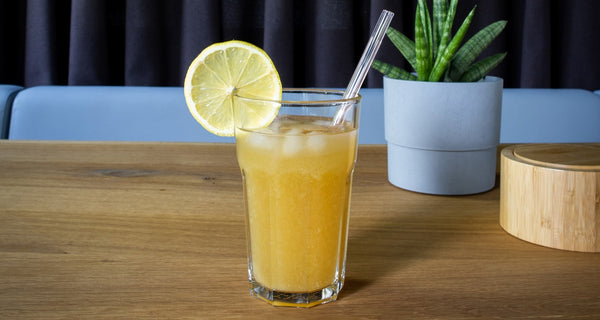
[234,89,360,307]
[183,43,366,308]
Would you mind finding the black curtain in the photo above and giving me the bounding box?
[0,0,599,90]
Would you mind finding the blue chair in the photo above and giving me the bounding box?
[0,85,23,139]
[356,88,385,144]
[360,88,600,144]
[7,86,387,143]
[7,86,600,144]
[9,86,234,142]
[500,88,600,143]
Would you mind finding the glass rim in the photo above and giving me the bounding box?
[233,88,361,106]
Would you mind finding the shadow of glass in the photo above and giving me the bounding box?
[339,187,500,299]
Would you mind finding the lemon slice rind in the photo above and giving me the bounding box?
[184,40,282,136]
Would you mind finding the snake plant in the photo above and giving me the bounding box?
[373,0,507,82]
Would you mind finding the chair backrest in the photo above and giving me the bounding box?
[8,86,234,142]
[356,88,385,144]
[0,85,22,139]
[500,88,600,143]
[7,86,387,143]
[6,86,600,143]
[359,88,600,144]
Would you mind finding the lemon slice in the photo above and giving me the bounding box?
[184,40,282,136]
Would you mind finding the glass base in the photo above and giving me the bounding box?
[249,279,343,308]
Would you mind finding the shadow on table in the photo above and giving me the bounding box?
[340,186,499,299]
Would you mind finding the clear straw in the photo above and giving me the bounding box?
[332,9,394,126]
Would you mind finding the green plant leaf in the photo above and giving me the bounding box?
[459,52,506,82]
[420,0,433,61]
[415,0,432,80]
[429,5,476,81]
[450,20,507,80]
[432,0,449,59]
[386,27,417,72]
[372,0,506,83]
[372,59,417,80]
[434,0,458,62]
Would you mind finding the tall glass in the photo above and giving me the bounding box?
[233,89,360,307]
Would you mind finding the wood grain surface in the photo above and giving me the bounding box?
[1,141,599,319]
[513,143,600,170]
[500,144,600,252]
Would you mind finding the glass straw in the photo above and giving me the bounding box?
[332,9,394,126]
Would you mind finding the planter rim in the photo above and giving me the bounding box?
[383,75,503,85]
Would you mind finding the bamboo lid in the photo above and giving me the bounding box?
[500,144,600,252]
[513,143,600,170]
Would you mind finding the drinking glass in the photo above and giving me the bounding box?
[233,89,360,307]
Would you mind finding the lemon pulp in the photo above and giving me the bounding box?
[183,40,282,136]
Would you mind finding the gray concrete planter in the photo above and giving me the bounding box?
[384,76,503,195]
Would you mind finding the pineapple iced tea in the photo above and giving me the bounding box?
[235,90,359,307]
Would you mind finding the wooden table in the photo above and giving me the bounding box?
[1,141,599,319]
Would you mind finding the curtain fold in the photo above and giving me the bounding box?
[125,0,163,85]
[262,0,294,86]
[68,0,110,85]
[1,0,598,89]
[519,1,552,87]
[553,1,600,89]
[24,0,70,85]
[180,0,222,82]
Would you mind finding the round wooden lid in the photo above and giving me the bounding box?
[513,143,600,170]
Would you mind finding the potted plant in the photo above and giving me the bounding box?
[372,0,507,195]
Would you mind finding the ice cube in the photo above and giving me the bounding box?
[307,134,326,152]
[246,131,270,150]
[282,133,304,156]
[286,128,302,135]
[313,119,331,128]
